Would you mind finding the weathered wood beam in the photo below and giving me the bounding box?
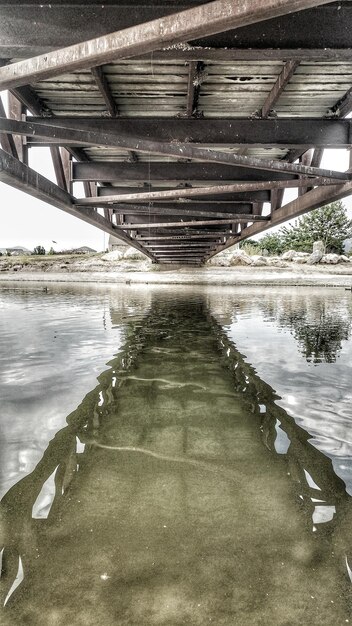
[73,162,300,184]
[285,148,307,164]
[114,201,254,212]
[150,251,215,256]
[157,253,204,256]
[156,254,205,257]
[6,79,104,204]
[135,229,230,236]
[0,63,16,159]
[156,256,208,260]
[25,117,352,149]
[72,162,100,202]
[6,46,352,64]
[116,212,267,223]
[261,60,300,118]
[159,261,202,264]
[83,181,98,199]
[107,203,256,219]
[298,149,313,196]
[147,245,206,249]
[270,179,352,227]
[185,61,202,117]
[272,187,285,211]
[143,249,211,255]
[10,86,50,117]
[0,0,334,91]
[236,146,251,158]
[83,182,92,198]
[151,245,208,250]
[0,96,18,158]
[0,146,81,214]
[146,242,216,248]
[75,178,341,205]
[329,87,352,119]
[186,61,198,117]
[119,217,270,229]
[68,146,90,163]
[311,148,324,169]
[103,207,112,222]
[0,61,93,194]
[50,146,68,191]
[274,144,308,207]
[91,65,118,117]
[252,203,263,216]
[207,173,352,258]
[134,230,228,242]
[139,48,352,62]
[2,2,352,58]
[0,147,155,261]
[270,189,279,213]
[153,254,211,258]
[66,146,97,198]
[305,147,325,194]
[156,255,205,258]
[2,118,348,180]
[7,92,28,164]
[98,186,271,203]
[9,87,100,199]
[60,148,72,194]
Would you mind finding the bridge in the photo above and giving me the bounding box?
[1,0,352,264]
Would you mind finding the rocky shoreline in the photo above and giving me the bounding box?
[1,250,352,288]
[209,247,352,268]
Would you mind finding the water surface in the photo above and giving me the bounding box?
[0,283,351,625]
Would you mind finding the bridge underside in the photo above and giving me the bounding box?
[1,0,352,264]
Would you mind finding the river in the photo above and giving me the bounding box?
[0,282,351,625]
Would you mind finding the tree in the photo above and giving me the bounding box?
[274,302,351,363]
[257,232,285,256]
[280,201,352,254]
[239,238,260,254]
[32,245,46,255]
[240,234,285,255]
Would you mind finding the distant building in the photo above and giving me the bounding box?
[75,246,97,254]
[6,246,31,256]
[60,246,97,255]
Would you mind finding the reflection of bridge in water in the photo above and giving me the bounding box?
[1,295,351,624]
[1,1,352,263]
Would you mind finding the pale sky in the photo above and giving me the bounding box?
[1,91,351,252]
[0,147,109,252]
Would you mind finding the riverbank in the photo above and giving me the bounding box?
[1,260,352,287]
[1,251,352,287]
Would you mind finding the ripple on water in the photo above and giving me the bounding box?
[1,284,352,624]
